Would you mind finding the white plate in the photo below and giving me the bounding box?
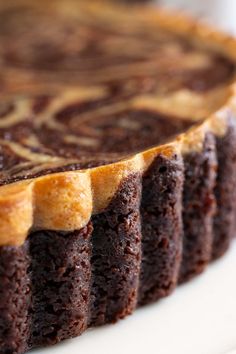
[31,242,236,354]
[158,0,236,35]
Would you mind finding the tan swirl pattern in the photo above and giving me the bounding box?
[0,0,234,185]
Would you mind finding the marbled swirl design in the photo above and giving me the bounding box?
[0,0,234,185]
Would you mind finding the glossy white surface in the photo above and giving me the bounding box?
[158,0,236,35]
[33,1,236,353]
[32,242,236,354]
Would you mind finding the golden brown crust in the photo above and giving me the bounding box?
[0,0,235,245]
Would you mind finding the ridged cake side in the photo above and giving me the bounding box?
[179,133,217,283]
[212,116,236,259]
[1,116,236,353]
[89,174,142,326]
[139,153,184,305]
[0,244,30,354]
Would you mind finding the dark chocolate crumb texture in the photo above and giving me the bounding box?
[0,0,236,353]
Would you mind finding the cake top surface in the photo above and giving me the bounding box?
[0,0,235,186]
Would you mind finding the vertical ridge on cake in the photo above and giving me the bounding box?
[28,224,93,348]
[89,174,142,326]
[138,152,184,306]
[212,116,236,259]
[0,244,31,354]
[179,133,217,283]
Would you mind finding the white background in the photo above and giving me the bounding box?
[32,1,236,353]
[158,0,236,35]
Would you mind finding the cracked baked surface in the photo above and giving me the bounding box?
[0,1,236,353]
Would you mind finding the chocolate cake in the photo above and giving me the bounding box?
[0,0,236,353]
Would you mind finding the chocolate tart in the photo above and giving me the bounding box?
[0,1,236,353]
